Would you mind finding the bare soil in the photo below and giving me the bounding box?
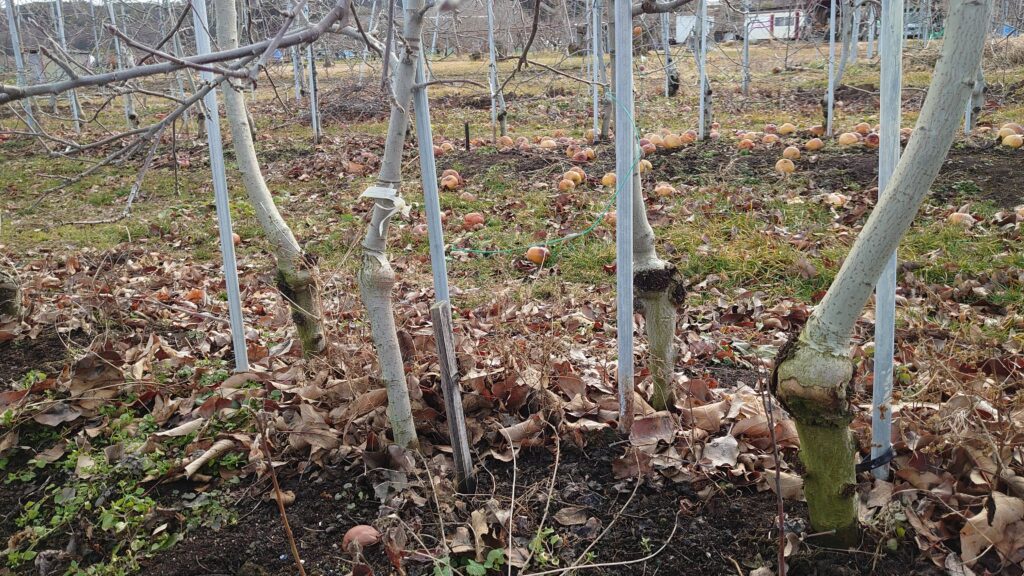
[140,430,939,576]
[0,328,73,385]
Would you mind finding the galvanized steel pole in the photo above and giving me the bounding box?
[871,0,903,481]
[192,0,250,372]
[613,0,634,430]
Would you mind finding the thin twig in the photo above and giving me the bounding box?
[521,514,682,576]
[250,0,309,82]
[760,376,787,576]
[498,0,542,94]
[499,425,519,576]
[526,59,605,87]
[258,414,308,576]
[137,0,194,66]
[413,78,489,90]
[519,423,562,573]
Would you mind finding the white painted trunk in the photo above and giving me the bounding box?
[214,0,325,356]
[774,0,991,543]
[631,169,683,410]
[485,0,507,138]
[836,0,856,84]
[357,0,424,449]
[849,0,861,64]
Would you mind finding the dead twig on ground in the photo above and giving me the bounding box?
[257,413,308,576]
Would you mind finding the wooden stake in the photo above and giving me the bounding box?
[430,300,475,492]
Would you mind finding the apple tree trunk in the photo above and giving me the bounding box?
[771,0,991,546]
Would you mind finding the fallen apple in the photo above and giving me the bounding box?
[946,212,976,226]
[837,132,860,146]
[654,182,676,197]
[775,158,795,174]
[526,245,551,264]
[440,174,460,190]
[663,134,683,149]
[343,525,381,554]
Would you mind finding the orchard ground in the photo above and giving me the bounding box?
[1,40,1023,576]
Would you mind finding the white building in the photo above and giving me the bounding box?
[744,9,804,41]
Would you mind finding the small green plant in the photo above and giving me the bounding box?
[18,369,47,389]
[465,549,506,575]
[640,535,652,554]
[528,527,562,567]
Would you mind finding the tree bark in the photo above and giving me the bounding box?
[0,270,20,317]
[357,0,425,449]
[966,65,985,130]
[772,0,991,546]
[632,169,685,410]
[215,0,326,356]
[835,0,856,85]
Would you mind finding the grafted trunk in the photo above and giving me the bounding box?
[772,0,990,546]
[357,0,425,449]
[215,0,325,356]
[0,270,20,317]
[631,167,685,410]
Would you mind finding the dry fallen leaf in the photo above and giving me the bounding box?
[263,489,296,507]
[960,492,1024,565]
[553,506,589,526]
[702,435,739,468]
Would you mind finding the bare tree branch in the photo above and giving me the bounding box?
[498,0,542,93]
[136,0,194,66]
[0,0,351,104]
[632,0,695,16]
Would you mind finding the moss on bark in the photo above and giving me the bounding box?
[795,421,859,546]
[771,335,859,545]
[275,266,325,357]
